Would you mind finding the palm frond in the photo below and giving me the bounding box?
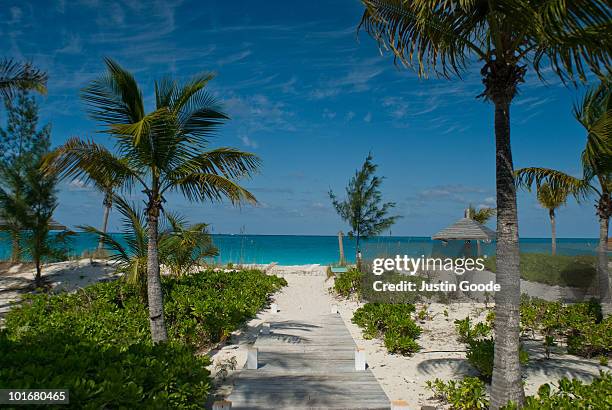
[536,182,569,210]
[172,173,257,205]
[165,148,261,190]
[79,225,130,264]
[515,167,593,200]
[81,57,145,125]
[359,0,486,78]
[0,59,47,99]
[533,0,612,81]
[42,137,141,191]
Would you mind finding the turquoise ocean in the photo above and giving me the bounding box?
[0,232,601,265]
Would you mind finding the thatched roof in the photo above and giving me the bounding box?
[0,217,68,231]
[432,217,496,241]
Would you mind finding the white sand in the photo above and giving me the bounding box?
[2,261,607,407]
[0,259,119,324]
[208,266,609,408]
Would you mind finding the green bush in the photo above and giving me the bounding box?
[0,269,286,408]
[430,372,612,410]
[333,268,363,297]
[426,377,489,410]
[455,314,528,380]
[484,253,597,288]
[164,269,287,346]
[352,303,421,355]
[503,371,612,409]
[520,297,610,359]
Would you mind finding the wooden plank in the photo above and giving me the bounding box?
[228,314,390,409]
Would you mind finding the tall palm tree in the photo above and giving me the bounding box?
[0,59,47,99]
[358,1,610,407]
[516,78,612,311]
[44,58,260,343]
[535,183,568,255]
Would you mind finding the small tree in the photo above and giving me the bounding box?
[329,153,400,263]
[0,88,51,262]
[468,204,496,225]
[536,183,568,255]
[20,157,72,286]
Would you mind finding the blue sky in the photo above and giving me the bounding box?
[0,0,600,237]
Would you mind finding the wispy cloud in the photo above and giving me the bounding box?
[57,33,82,54]
[322,108,336,120]
[218,49,252,66]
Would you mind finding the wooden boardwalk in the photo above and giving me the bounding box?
[228,313,390,409]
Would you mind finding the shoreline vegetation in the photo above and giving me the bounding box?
[1,267,286,408]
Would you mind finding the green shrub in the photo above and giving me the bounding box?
[333,268,363,297]
[503,371,612,409]
[520,297,610,359]
[485,253,597,288]
[455,314,528,380]
[0,269,286,408]
[352,303,421,355]
[426,377,489,410]
[164,269,286,346]
[566,316,612,358]
[455,316,492,344]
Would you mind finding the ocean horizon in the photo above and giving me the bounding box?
[0,233,601,265]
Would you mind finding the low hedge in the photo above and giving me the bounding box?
[428,372,612,410]
[484,253,597,288]
[520,297,611,359]
[352,303,421,355]
[0,269,286,408]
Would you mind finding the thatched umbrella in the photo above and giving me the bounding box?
[432,209,496,256]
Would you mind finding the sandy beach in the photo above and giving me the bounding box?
[0,259,118,325]
[208,265,608,408]
[2,261,608,408]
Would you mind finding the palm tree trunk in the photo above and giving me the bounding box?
[355,232,361,269]
[490,99,525,409]
[597,214,611,315]
[10,229,20,263]
[98,195,112,251]
[146,203,168,343]
[550,209,556,256]
[34,262,42,287]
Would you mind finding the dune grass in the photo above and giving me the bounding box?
[483,253,597,288]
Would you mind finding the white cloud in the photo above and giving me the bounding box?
[363,112,372,122]
[345,111,355,121]
[57,34,82,54]
[218,50,252,66]
[68,179,92,191]
[239,134,258,149]
[322,108,336,120]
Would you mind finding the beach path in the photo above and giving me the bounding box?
[226,271,390,410]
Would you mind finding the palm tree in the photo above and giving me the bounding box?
[468,205,496,225]
[80,156,127,252]
[516,78,611,311]
[467,204,496,255]
[44,58,260,343]
[358,1,610,407]
[82,195,218,296]
[0,59,47,99]
[535,183,568,255]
